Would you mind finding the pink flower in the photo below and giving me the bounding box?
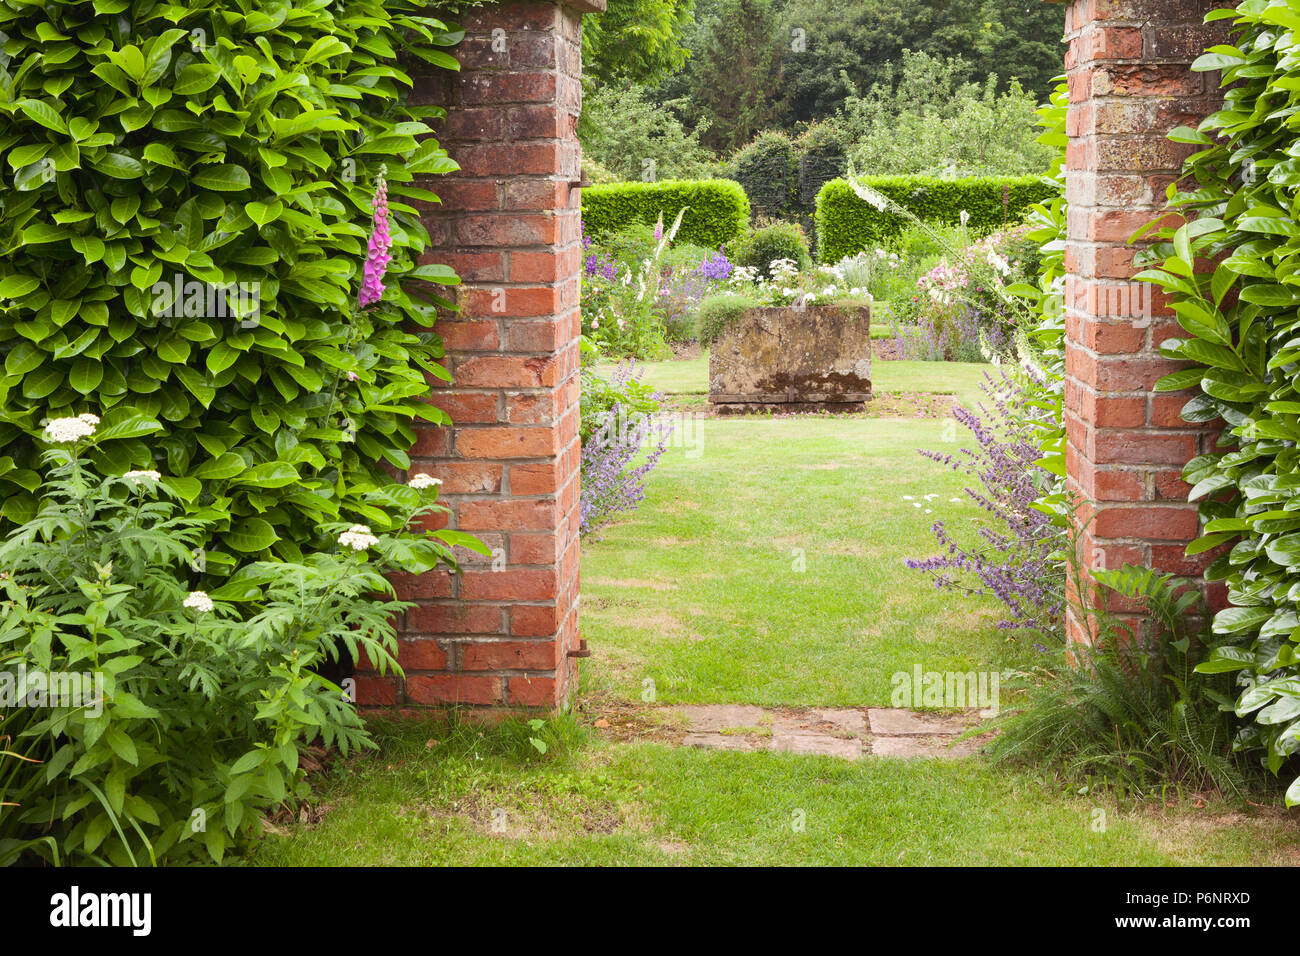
[358,166,391,308]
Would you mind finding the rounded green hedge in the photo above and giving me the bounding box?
[581,179,751,249]
[814,175,1057,262]
[728,131,798,221]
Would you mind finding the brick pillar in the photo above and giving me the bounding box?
[356,0,604,711]
[1060,0,1228,641]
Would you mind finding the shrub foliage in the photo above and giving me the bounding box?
[0,0,463,576]
[1136,2,1300,806]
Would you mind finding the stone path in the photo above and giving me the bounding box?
[669,704,989,760]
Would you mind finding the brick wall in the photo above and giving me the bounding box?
[1059,0,1230,639]
[354,0,604,711]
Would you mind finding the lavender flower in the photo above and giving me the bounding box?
[580,362,672,537]
[358,165,391,308]
[905,368,1065,634]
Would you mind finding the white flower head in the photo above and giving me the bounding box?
[960,210,970,227]
[123,469,162,483]
[409,473,442,490]
[43,416,98,443]
[849,179,889,212]
[184,590,214,614]
[339,524,380,551]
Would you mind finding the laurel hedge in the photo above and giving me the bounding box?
[1135,1,1300,807]
[0,0,471,577]
[814,174,1057,262]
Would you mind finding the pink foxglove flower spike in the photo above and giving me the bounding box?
[358,164,391,308]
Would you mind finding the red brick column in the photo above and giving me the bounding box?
[1060,0,1228,640]
[356,0,604,711]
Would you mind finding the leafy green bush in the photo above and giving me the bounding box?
[1133,4,1300,807]
[727,131,798,221]
[0,421,460,864]
[727,220,812,277]
[581,179,750,249]
[840,51,1054,179]
[815,175,1056,262]
[0,0,461,577]
[696,292,758,344]
[793,121,850,211]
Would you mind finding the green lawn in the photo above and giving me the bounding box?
[251,717,1300,866]
[580,415,1014,706]
[251,357,1300,866]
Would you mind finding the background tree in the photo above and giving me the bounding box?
[675,0,783,152]
[972,1,1066,99]
[583,0,697,87]
[773,0,985,127]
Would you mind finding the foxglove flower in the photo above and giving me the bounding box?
[358,166,391,308]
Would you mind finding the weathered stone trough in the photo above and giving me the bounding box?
[708,304,872,413]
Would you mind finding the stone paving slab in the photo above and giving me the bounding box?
[869,734,985,759]
[867,708,978,736]
[674,704,770,733]
[664,705,987,761]
[770,734,863,759]
[681,732,768,752]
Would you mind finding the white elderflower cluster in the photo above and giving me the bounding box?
[338,524,380,551]
[183,590,214,613]
[409,473,442,490]
[123,469,162,483]
[43,413,99,443]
